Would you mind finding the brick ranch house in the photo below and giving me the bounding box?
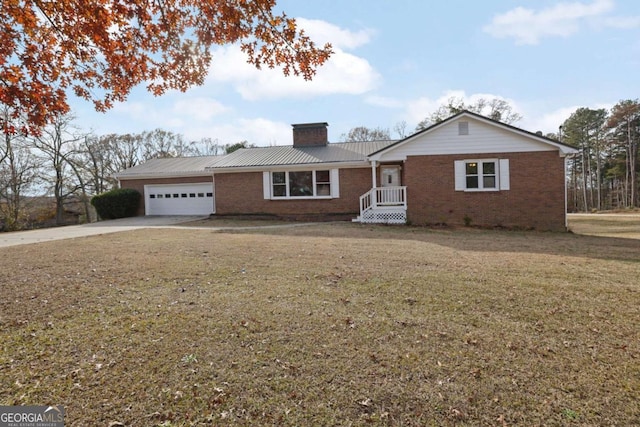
[116,111,578,231]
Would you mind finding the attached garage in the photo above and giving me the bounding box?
[114,156,221,217]
[145,183,214,215]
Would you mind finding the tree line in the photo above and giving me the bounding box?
[557,100,639,212]
[0,110,250,231]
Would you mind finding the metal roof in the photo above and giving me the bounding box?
[115,155,223,179]
[208,140,397,169]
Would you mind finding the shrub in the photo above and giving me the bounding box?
[91,188,141,220]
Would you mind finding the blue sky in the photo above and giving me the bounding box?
[69,0,640,146]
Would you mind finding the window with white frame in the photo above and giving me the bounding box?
[264,170,339,199]
[465,160,496,190]
[455,159,510,192]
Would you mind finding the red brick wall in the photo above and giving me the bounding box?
[292,124,328,147]
[120,176,213,216]
[404,151,567,231]
[214,168,371,220]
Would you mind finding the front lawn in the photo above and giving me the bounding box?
[1,222,638,426]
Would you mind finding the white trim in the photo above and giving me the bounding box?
[455,158,505,192]
[454,161,465,191]
[371,161,377,188]
[265,169,340,200]
[499,159,510,190]
[331,169,340,198]
[262,171,271,199]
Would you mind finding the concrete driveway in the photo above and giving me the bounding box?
[0,216,207,248]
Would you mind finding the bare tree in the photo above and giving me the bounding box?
[189,137,224,156]
[76,136,117,195]
[416,96,522,131]
[32,114,84,225]
[341,126,391,142]
[1,108,41,230]
[141,129,192,159]
[104,133,144,172]
[393,121,408,139]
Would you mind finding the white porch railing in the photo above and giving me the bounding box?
[355,186,407,224]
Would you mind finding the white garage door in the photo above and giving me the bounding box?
[144,183,214,215]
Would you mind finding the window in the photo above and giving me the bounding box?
[465,161,496,190]
[289,171,313,196]
[455,159,509,192]
[272,172,286,197]
[265,170,338,199]
[458,121,469,135]
[316,170,331,196]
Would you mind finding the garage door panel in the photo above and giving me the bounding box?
[144,183,214,215]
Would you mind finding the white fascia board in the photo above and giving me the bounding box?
[369,152,407,162]
[207,161,370,174]
[116,172,213,180]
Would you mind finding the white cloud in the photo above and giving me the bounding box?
[520,106,579,135]
[208,45,379,100]
[181,118,291,147]
[172,98,229,122]
[603,16,640,29]
[404,90,523,126]
[295,18,375,50]
[207,18,380,100]
[521,102,614,135]
[483,0,630,45]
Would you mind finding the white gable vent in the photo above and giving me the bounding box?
[458,121,469,135]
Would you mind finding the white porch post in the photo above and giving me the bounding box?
[371,160,377,188]
[371,161,378,208]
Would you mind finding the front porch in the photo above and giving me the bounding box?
[353,186,407,224]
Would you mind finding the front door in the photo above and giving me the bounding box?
[381,166,401,187]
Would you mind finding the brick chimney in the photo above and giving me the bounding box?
[292,122,328,147]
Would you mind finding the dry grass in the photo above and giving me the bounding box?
[569,213,640,239]
[1,219,639,426]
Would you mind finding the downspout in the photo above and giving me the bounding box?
[564,156,569,230]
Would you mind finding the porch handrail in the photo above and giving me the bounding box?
[359,186,406,213]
